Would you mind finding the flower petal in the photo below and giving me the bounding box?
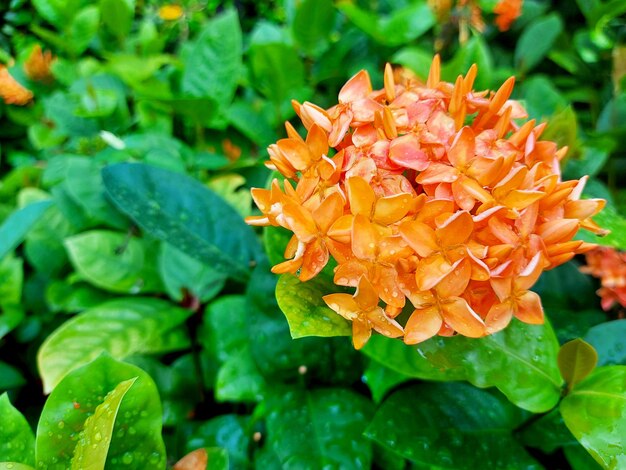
[441,297,485,338]
[399,220,438,257]
[515,290,544,324]
[404,306,442,344]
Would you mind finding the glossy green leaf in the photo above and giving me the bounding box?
[0,393,35,466]
[32,0,80,27]
[65,231,162,294]
[186,415,250,469]
[181,9,242,105]
[102,163,260,281]
[365,383,539,469]
[0,200,52,261]
[37,297,193,393]
[363,319,562,412]
[565,444,604,470]
[561,366,626,469]
[576,204,626,250]
[363,360,411,403]
[263,225,292,267]
[70,378,136,470]
[275,273,351,339]
[515,13,564,72]
[45,280,113,313]
[0,464,35,470]
[265,388,373,468]
[584,320,626,366]
[337,2,435,47]
[292,0,335,56]
[559,339,599,389]
[159,243,225,303]
[36,355,166,469]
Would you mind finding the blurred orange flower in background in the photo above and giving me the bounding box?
[246,57,606,350]
[0,65,33,105]
[494,0,523,31]
[581,247,626,311]
[24,44,55,82]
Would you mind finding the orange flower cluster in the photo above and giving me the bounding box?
[0,65,33,105]
[24,44,55,82]
[246,57,606,349]
[581,247,626,311]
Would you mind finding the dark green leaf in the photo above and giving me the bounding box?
[102,163,261,281]
[159,243,225,303]
[186,415,250,469]
[365,383,540,469]
[0,393,35,466]
[584,320,626,366]
[265,388,373,468]
[0,254,23,306]
[519,408,577,454]
[558,339,599,389]
[363,319,562,412]
[36,355,166,469]
[275,273,352,339]
[362,360,411,403]
[561,366,626,469]
[215,346,266,403]
[0,361,26,391]
[0,200,53,261]
[37,297,193,393]
[515,14,564,72]
[65,231,163,294]
[181,9,242,105]
[67,6,100,56]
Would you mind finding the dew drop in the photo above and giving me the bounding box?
[58,421,65,429]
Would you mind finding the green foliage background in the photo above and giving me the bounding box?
[0,0,625,468]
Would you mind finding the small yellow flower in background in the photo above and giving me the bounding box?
[24,44,55,82]
[247,58,607,350]
[158,4,184,21]
[0,65,33,105]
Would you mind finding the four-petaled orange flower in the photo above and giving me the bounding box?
[246,57,606,350]
[24,44,55,82]
[581,247,626,311]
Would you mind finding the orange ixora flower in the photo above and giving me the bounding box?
[493,0,523,31]
[0,65,33,105]
[24,44,55,82]
[246,58,606,350]
[581,247,626,311]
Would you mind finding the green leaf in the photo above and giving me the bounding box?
[37,298,193,393]
[181,9,242,105]
[275,273,351,338]
[521,75,568,120]
[227,98,278,148]
[515,13,564,72]
[186,415,249,468]
[102,163,260,281]
[392,47,435,81]
[67,6,100,56]
[584,320,626,366]
[0,201,52,261]
[70,378,136,470]
[363,319,562,412]
[363,360,411,403]
[442,35,494,90]
[32,0,80,27]
[576,204,626,250]
[0,306,25,341]
[565,444,604,470]
[249,42,306,108]
[0,464,35,470]
[215,346,266,403]
[65,231,163,294]
[561,366,626,469]
[36,355,166,469]
[292,0,335,56]
[100,0,134,40]
[0,254,23,306]
[159,243,225,303]
[0,361,26,390]
[337,2,435,47]
[519,408,578,454]
[265,388,373,468]
[0,393,35,466]
[263,225,292,267]
[559,339,599,389]
[365,383,539,469]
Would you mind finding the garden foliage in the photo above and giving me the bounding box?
[0,0,625,469]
